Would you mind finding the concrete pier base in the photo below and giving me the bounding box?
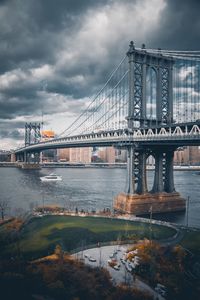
[114,192,186,215]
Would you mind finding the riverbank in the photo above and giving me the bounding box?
[1,161,200,171]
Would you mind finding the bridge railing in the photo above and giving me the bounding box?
[14,123,200,153]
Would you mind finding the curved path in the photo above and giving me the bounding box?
[74,244,165,300]
[114,214,185,247]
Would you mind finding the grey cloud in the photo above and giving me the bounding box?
[0,96,38,119]
[0,129,23,139]
[151,0,200,50]
[0,0,109,73]
[0,121,24,140]
[0,0,114,125]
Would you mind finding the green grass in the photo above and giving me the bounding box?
[1,215,176,259]
[180,229,200,256]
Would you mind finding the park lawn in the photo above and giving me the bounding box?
[180,228,200,256]
[4,215,176,259]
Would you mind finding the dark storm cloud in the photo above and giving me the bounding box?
[0,119,25,140]
[0,94,38,119]
[152,0,200,50]
[0,0,110,73]
[0,129,23,139]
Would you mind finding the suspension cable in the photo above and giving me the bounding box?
[58,56,127,137]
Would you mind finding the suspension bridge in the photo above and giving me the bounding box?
[14,41,200,215]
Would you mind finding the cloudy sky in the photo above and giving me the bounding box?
[0,0,200,149]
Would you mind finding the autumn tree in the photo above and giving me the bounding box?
[54,244,64,266]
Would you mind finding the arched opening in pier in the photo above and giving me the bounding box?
[146,154,155,192]
[146,67,157,123]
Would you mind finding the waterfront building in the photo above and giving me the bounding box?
[174,146,200,165]
[69,147,92,163]
[98,147,115,163]
[115,149,127,162]
[0,150,10,162]
[57,148,70,161]
[41,130,57,162]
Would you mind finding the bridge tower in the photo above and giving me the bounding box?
[16,123,41,169]
[25,122,41,146]
[114,42,185,215]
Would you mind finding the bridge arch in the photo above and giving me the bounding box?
[146,67,157,122]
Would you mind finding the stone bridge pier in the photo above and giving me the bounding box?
[15,122,41,169]
[16,150,41,169]
[114,41,185,215]
[114,145,186,215]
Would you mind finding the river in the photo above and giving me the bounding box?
[0,167,200,228]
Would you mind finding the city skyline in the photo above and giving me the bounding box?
[0,0,200,149]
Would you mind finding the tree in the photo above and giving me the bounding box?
[0,199,9,220]
[54,244,64,264]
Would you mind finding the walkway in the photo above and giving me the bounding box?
[74,244,165,300]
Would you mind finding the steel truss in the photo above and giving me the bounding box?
[25,123,41,146]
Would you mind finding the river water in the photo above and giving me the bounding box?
[0,167,200,228]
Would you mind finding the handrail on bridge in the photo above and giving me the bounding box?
[14,122,200,154]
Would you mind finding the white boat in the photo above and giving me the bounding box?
[40,173,62,182]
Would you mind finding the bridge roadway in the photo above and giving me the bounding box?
[14,121,200,154]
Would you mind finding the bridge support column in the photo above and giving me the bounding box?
[152,151,164,193]
[11,152,16,162]
[113,42,186,215]
[19,151,41,169]
[125,147,135,194]
[24,151,27,163]
[136,151,148,194]
[164,150,175,193]
[114,146,185,215]
[33,152,40,164]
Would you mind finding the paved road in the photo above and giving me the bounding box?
[74,244,165,300]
